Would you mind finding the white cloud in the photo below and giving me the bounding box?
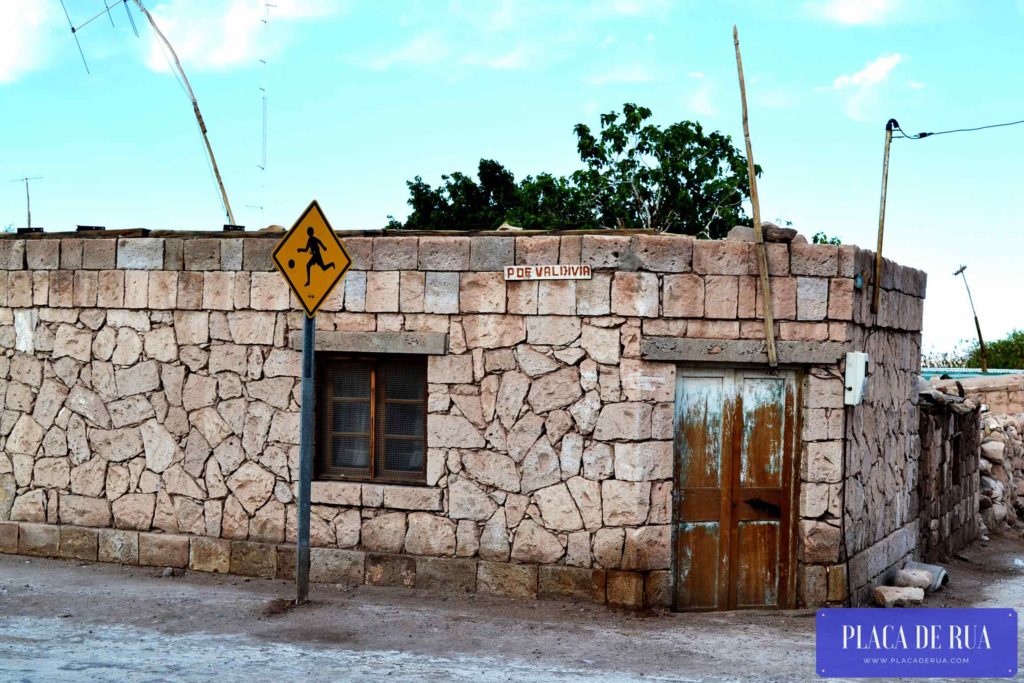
[826,53,906,119]
[687,82,715,117]
[585,64,655,86]
[143,0,347,72]
[831,53,904,89]
[368,33,450,70]
[808,0,900,25]
[907,80,926,90]
[462,46,532,71]
[0,0,54,83]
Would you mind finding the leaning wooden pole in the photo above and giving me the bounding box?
[871,119,896,315]
[733,26,778,368]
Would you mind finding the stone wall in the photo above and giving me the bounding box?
[917,398,981,563]
[933,375,1024,415]
[0,231,926,608]
[839,249,929,607]
[980,413,1024,531]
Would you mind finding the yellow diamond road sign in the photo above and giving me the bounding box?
[273,200,352,317]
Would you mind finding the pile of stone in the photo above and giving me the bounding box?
[980,414,1024,531]
[873,567,933,607]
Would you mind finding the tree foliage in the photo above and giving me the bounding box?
[387,103,757,237]
[968,330,1024,369]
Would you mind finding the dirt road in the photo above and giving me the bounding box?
[2,533,1022,682]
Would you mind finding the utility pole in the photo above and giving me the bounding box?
[872,119,897,315]
[11,177,42,229]
[954,265,988,373]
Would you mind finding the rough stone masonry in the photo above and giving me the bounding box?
[0,229,928,608]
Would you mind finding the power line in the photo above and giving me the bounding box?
[894,118,1024,140]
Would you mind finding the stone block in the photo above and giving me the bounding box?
[383,486,444,511]
[190,536,231,573]
[242,238,276,271]
[704,275,738,318]
[310,547,364,584]
[791,242,838,276]
[0,522,18,554]
[97,528,139,564]
[423,271,459,314]
[575,273,610,315]
[644,570,672,608]
[796,277,828,321]
[59,239,83,269]
[427,354,474,384]
[81,239,116,269]
[606,570,644,608]
[581,235,630,268]
[464,314,527,348]
[663,274,704,317]
[117,238,164,270]
[515,235,560,264]
[470,236,514,271]
[559,234,582,263]
[19,523,59,556]
[221,239,243,270]
[26,240,60,270]
[611,272,659,317]
[800,521,841,563]
[97,270,125,308]
[693,240,749,275]
[601,480,651,526]
[310,481,360,506]
[373,236,418,269]
[399,271,425,312]
[365,271,400,312]
[419,236,470,270]
[59,494,112,527]
[139,532,190,567]
[123,271,149,308]
[365,553,416,587]
[780,322,828,341]
[506,280,538,315]
[184,238,221,270]
[801,564,828,606]
[827,278,854,320]
[203,271,234,311]
[477,561,537,600]
[59,526,98,561]
[632,234,692,272]
[73,271,98,307]
[275,545,296,580]
[414,556,477,592]
[538,566,607,603]
[229,540,277,577]
[538,280,575,315]
[460,272,506,313]
[48,271,74,307]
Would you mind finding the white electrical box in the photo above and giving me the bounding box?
[844,352,869,405]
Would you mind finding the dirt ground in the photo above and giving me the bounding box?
[1,533,1022,683]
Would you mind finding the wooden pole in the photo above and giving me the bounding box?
[733,26,778,368]
[872,119,896,315]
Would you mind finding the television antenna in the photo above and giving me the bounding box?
[10,177,43,230]
[953,265,988,373]
[57,0,236,225]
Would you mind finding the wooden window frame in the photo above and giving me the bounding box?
[316,353,427,485]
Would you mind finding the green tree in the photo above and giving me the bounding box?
[967,330,1024,369]
[388,103,756,236]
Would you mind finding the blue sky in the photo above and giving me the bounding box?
[1,0,1022,354]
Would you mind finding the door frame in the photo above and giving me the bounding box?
[670,365,803,612]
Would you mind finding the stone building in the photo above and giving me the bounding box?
[0,229,928,609]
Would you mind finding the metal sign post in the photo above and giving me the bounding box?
[271,200,351,605]
[296,315,315,603]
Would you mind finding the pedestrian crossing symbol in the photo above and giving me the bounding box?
[273,200,352,317]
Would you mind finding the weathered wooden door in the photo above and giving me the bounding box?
[672,368,798,611]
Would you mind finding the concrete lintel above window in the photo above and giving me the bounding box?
[289,331,448,355]
[641,337,846,365]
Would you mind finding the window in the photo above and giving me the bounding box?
[316,356,427,483]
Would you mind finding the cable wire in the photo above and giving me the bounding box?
[894,118,1024,140]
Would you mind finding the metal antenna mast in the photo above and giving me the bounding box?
[11,177,43,229]
[954,265,988,373]
[130,0,236,225]
[59,0,236,225]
